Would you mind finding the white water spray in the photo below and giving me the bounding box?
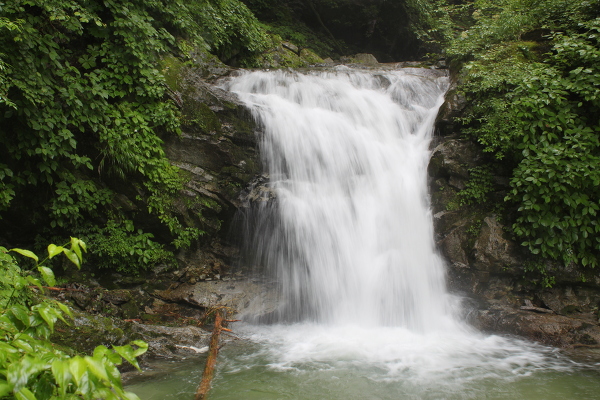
[228,67,457,331]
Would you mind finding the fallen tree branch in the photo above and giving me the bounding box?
[29,286,85,292]
[521,299,554,314]
[194,309,225,400]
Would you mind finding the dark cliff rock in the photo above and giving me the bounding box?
[159,54,261,275]
[434,79,466,137]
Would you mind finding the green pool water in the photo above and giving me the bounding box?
[125,324,600,400]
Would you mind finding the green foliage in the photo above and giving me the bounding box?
[189,0,270,63]
[0,0,270,258]
[0,241,147,399]
[523,261,556,288]
[256,21,337,59]
[444,0,598,60]
[0,249,32,308]
[0,302,147,400]
[457,43,545,160]
[458,166,494,206]
[0,0,181,230]
[466,219,483,237]
[406,0,463,50]
[144,178,206,250]
[85,219,174,275]
[444,0,600,268]
[1,238,86,307]
[507,28,600,267]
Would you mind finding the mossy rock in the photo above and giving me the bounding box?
[254,34,324,68]
[51,310,141,356]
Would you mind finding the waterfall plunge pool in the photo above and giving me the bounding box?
[129,67,600,399]
[126,323,600,399]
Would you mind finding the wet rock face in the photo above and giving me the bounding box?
[158,55,263,271]
[474,305,600,348]
[435,80,466,137]
[472,216,520,272]
[51,305,213,361]
[163,64,260,217]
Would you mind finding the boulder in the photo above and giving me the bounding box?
[435,84,466,136]
[153,279,279,321]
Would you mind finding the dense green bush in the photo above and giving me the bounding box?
[440,0,600,269]
[0,0,269,267]
[458,166,494,206]
[84,218,174,274]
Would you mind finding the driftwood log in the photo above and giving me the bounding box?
[194,309,228,400]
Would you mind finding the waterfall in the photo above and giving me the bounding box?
[122,67,588,400]
[226,66,460,332]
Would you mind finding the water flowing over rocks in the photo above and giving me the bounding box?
[227,67,453,327]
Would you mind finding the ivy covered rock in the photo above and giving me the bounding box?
[429,124,600,349]
[0,0,273,275]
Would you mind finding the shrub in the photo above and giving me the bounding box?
[0,239,147,399]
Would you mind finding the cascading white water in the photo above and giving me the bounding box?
[228,67,458,331]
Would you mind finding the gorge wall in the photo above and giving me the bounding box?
[431,79,600,349]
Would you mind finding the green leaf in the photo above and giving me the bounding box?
[0,381,11,397]
[0,342,19,355]
[12,338,34,353]
[36,304,57,331]
[10,305,32,328]
[78,238,87,252]
[52,359,72,397]
[38,266,55,287]
[15,387,37,400]
[47,244,64,259]
[123,392,142,400]
[69,356,87,386]
[55,301,73,320]
[9,249,38,263]
[8,356,48,392]
[62,249,80,269]
[70,237,84,263]
[26,276,43,292]
[130,340,148,358]
[113,344,144,371]
[93,345,110,359]
[84,356,109,382]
